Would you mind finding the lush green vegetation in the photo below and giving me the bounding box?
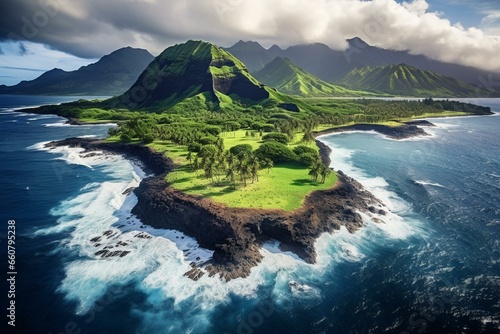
[28,40,492,211]
[253,57,376,97]
[146,129,335,211]
[99,96,492,211]
[340,64,498,97]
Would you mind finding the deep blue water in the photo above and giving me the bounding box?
[1,95,499,334]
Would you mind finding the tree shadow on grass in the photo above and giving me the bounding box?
[169,176,194,184]
[181,184,209,192]
[291,179,319,186]
[204,186,237,197]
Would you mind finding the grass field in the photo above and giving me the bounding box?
[148,129,337,211]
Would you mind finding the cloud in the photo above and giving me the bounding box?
[0,0,499,73]
[18,42,28,55]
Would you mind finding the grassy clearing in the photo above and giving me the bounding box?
[167,161,337,211]
[410,111,469,119]
[148,129,336,211]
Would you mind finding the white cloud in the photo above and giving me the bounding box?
[1,0,500,73]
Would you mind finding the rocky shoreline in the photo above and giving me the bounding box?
[314,120,435,140]
[45,137,385,281]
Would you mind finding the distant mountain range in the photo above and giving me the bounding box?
[253,57,373,97]
[339,64,494,97]
[225,38,500,89]
[0,47,154,96]
[2,37,498,99]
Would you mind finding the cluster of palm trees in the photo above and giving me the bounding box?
[308,160,332,184]
[186,145,274,188]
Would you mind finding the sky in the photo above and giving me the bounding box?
[0,0,499,86]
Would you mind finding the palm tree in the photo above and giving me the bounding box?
[215,158,226,183]
[302,131,314,143]
[249,157,260,183]
[319,164,332,183]
[226,166,237,189]
[226,153,236,169]
[216,137,224,153]
[262,158,273,174]
[239,162,250,187]
[308,161,322,182]
[192,156,200,175]
[204,163,215,183]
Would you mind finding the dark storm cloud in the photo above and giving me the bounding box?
[0,0,499,72]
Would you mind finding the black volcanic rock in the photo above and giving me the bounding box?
[45,137,381,280]
[0,47,154,96]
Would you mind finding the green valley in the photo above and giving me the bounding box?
[253,57,374,97]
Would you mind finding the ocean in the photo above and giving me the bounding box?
[0,95,498,334]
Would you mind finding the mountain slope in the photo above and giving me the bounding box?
[253,57,371,96]
[112,40,271,111]
[340,64,494,97]
[0,47,154,96]
[226,38,500,88]
[224,40,283,72]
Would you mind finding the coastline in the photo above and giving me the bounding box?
[35,108,484,280]
[45,137,384,280]
[313,120,435,140]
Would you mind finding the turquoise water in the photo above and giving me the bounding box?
[1,95,498,333]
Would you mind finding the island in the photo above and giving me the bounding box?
[19,40,494,280]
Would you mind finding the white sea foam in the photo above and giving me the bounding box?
[43,121,116,127]
[43,121,71,127]
[27,115,56,121]
[319,137,426,243]
[415,180,446,188]
[26,141,52,151]
[35,133,428,324]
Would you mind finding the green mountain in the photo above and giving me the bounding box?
[112,40,273,111]
[253,57,372,96]
[0,47,154,96]
[340,64,496,97]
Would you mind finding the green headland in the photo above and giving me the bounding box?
[28,40,493,212]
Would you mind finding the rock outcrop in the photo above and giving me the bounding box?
[46,138,381,280]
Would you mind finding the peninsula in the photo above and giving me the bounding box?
[20,40,494,280]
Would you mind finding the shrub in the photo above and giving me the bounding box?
[223,121,241,131]
[108,128,119,136]
[293,145,317,156]
[250,122,266,130]
[254,141,297,163]
[198,144,217,158]
[198,136,217,145]
[187,143,202,153]
[229,144,253,157]
[262,132,289,144]
[298,153,319,166]
[120,132,133,142]
[262,124,275,132]
[203,125,222,136]
[142,133,155,144]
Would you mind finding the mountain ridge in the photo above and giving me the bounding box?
[340,64,497,97]
[111,40,274,111]
[226,38,500,88]
[0,47,154,96]
[253,57,372,97]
